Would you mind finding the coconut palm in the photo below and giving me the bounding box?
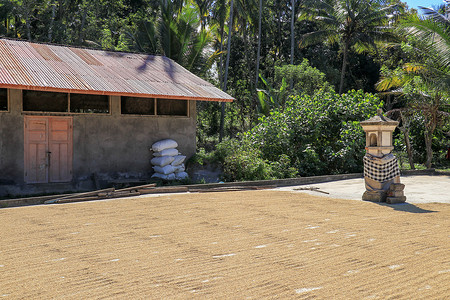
[400,3,450,91]
[377,3,449,168]
[299,0,399,94]
[127,0,218,76]
[219,0,234,141]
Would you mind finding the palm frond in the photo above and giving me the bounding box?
[418,5,449,25]
[299,30,339,48]
[400,15,450,69]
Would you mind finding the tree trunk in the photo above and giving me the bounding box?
[424,128,433,169]
[277,3,282,60]
[290,0,295,65]
[424,114,437,169]
[242,23,253,127]
[219,24,225,89]
[339,41,349,94]
[255,0,262,89]
[404,129,415,170]
[219,0,234,142]
[423,100,439,169]
[398,111,415,169]
[48,0,56,42]
[290,0,295,89]
[78,8,87,45]
[25,13,31,41]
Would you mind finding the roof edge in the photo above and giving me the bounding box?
[0,84,234,102]
[0,36,161,58]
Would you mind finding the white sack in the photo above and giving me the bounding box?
[153,165,176,175]
[152,172,176,180]
[151,156,175,167]
[171,155,186,166]
[153,148,180,157]
[175,172,189,180]
[173,164,185,173]
[152,139,178,152]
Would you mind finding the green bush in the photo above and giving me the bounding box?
[216,139,275,181]
[216,89,382,181]
[274,59,333,96]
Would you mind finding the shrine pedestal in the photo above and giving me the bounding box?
[360,110,406,204]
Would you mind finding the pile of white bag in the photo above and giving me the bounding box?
[150,139,189,180]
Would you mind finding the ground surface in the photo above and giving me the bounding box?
[280,175,450,204]
[1,189,449,299]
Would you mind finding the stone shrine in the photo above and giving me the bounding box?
[360,109,406,203]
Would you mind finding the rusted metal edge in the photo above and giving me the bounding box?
[0,83,234,102]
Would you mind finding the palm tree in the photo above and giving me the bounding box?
[127,0,218,76]
[211,0,228,88]
[254,0,262,90]
[290,0,295,66]
[299,0,399,94]
[377,3,449,168]
[219,0,234,142]
[401,3,450,90]
[194,0,214,30]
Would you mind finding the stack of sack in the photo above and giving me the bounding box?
[150,139,189,180]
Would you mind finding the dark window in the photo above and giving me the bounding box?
[23,90,68,112]
[157,99,188,116]
[0,88,7,111]
[70,93,109,113]
[121,96,155,115]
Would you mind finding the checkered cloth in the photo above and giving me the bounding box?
[363,154,400,182]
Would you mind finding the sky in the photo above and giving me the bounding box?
[403,0,447,10]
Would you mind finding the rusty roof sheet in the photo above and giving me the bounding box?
[0,39,234,102]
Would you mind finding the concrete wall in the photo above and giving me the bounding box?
[0,89,24,186]
[0,89,197,194]
[73,96,197,182]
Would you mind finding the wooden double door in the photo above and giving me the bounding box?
[24,116,73,184]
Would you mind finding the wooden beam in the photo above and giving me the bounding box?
[138,186,188,194]
[115,183,157,193]
[44,188,115,204]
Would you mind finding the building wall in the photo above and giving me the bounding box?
[0,89,24,186]
[72,95,197,182]
[0,89,196,191]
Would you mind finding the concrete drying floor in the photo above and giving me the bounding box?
[1,187,449,299]
[280,175,450,204]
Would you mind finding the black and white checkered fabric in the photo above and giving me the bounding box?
[363,154,400,182]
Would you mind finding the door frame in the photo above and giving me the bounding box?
[24,116,73,184]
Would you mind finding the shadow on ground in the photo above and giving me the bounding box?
[377,202,437,214]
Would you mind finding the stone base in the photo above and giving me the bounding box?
[362,191,387,202]
[388,190,405,197]
[386,183,406,203]
[386,196,407,204]
[389,183,405,192]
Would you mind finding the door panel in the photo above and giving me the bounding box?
[49,117,72,182]
[24,116,73,183]
[27,142,48,183]
[24,118,48,183]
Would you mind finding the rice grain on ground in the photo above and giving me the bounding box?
[0,191,449,299]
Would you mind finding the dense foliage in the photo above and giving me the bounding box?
[1,0,449,180]
[214,90,382,181]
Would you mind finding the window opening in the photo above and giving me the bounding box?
[23,90,68,112]
[121,96,155,115]
[0,88,7,111]
[156,99,188,116]
[70,93,109,113]
[369,133,378,147]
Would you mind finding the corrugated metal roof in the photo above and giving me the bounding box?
[0,38,234,102]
